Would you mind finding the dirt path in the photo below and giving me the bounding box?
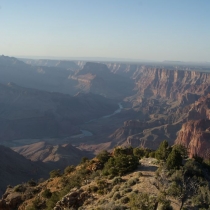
[138,158,180,210]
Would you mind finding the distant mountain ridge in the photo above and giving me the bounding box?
[0,145,49,195]
[0,82,118,142]
[69,62,134,99]
[13,142,93,170]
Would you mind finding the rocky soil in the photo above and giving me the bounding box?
[0,157,184,210]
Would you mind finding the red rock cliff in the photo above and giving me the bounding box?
[175,119,210,158]
[135,68,210,100]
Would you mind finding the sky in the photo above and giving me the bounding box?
[0,0,209,62]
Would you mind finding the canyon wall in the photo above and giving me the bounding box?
[111,88,210,152]
[175,119,210,158]
[134,68,210,100]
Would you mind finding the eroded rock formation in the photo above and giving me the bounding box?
[134,68,210,101]
[175,119,210,158]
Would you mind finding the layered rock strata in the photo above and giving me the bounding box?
[175,119,210,158]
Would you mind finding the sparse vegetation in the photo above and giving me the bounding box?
[96,150,111,165]
[112,192,121,201]
[112,176,124,186]
[49,169,61,178]
[42,189,52,199]
[127,177,138,186]
[14,184,26,193]
[80,156,89,164]
[64,165,75,174]
[3,142,210,210]
[129,192,157,210]
[120,196,130,204]
[27,179,37,187]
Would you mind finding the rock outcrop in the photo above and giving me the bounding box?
[175,119,210,158]
[111,91,210,150]
[134,68,210,101]
[0,190,23,210]
[175,93,210,122]
[54,189,90,210]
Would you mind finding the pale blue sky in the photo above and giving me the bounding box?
[0,0,209,62]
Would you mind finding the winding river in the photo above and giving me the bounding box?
[73,103,123,138]
[101,103,123,119]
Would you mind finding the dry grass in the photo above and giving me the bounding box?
[18,158,182,210]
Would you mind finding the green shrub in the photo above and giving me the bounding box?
[42,189,52,198]
[183,159,203,177]
[14,184,26,193]
[89,185,98,193]
[155,140,171,161]
[77,167,90,177]
[112,192,121,201]
[31,187,41,195]
[49,169,61,178]
[96,179,109,194]
[27,197,44,210]
[120,196,130,204]
[133,147,145,158]
[103,154,139,176]
[45,192,60,210]
[193,154,204,164]
[167,181,182,198]
[157,193,173,210]
[172,144,188,159]
[89,170,101,180]
[26,205,37,210]
[107,191,115,198]
[127,178,138,186]
[112,185,120,192]
[112,177,123,186]
[120,187,132,196]
[129,192,157,210]
[96,150,111,165]
[60,174,82,196]
[80,157,89,164]
[33,198,42,206]
[166,149,182,170]
[158,202,173,210]
[149,151,156,158]
[124,187,132,193]
[191,184,210,208]
[28,179,37,187]
[113,147,133,157]
[64,165,75,174]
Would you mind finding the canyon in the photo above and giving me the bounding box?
[1,55,210,195]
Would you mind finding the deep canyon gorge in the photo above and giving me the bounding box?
[0,55,210,196]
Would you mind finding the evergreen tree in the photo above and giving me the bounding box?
[155,140,171,161]
[166,149,182,170]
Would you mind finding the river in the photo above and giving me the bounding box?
[101,103,123,119]
[75,103,123,138]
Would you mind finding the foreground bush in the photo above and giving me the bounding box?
[103,154,139,176]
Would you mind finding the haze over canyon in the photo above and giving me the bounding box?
[0,55,210,195]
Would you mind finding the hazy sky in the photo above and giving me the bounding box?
[0,0,209,62]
